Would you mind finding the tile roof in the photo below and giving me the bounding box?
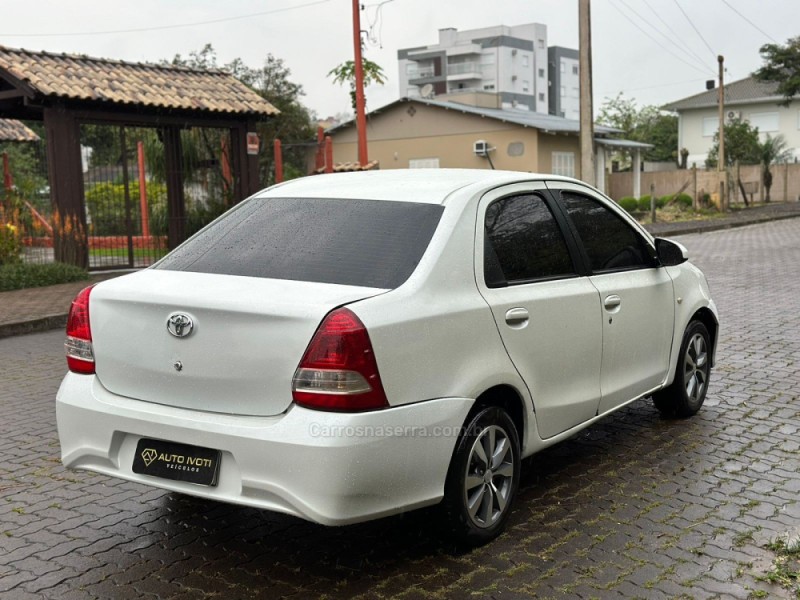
[662,77,789,112]
[313,160,380,174]
[0,118,39,142]
[328,97,621,135]
[0,46,278,117]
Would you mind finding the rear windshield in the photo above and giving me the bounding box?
[155,197,444,289]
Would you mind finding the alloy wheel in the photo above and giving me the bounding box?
[464,425,515,528]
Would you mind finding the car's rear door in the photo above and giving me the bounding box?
[475,182,603,440]
[546,182,675,415]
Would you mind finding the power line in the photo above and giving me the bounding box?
[617,0,713,72]
[719,0,778,43]
[607,0,714,77]
[599,77,708,97]
[672,0,718,61]
[640,0,710,67]
[0,0,332,38]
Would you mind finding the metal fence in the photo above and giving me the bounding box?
[1,121,235,271]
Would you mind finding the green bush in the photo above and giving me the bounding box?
[618,197,638,213]
[85,181,167,236]
[676,193,693,208]
[658,195,671,208]
[0,262,88,292]
[0,223,22,266]
[637,195,653,211]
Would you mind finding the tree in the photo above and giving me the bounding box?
[705,118,761,169]
[597,94,678,166]
[753,36,800,106]
[328,59,387,112]
[171,45,316,186]
[759,134,792,202]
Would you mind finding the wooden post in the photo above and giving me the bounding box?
[650,182,656,223]
[43,106,88,268]
[274,139,283,183]
[324,136,333,174]
[785,163,790,202]
[734,160,740,205]
[119,127,135,268]
[760,161,765,203]
[229,123,261,201]
[315,126,325,171]
[718,56,725,178]
[692,164,698,211]
[137,141,150,239]
[352,0,368,166]
[162,126,186,250]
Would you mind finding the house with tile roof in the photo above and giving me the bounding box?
[663,76,800,168]
[323,95,653,196]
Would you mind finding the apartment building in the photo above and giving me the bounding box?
[548,46,580,120]
[397,24,550,113]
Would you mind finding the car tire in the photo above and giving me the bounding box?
[443,406,521,546]
[653,320,711,418]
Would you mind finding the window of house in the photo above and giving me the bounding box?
[552,152,575,177]
[560,85,566,98]
[484,194,575,286]
[538,68,545,78]
[748,111,779,132]
[483,83,496,91]
[405,63,416,74]
[522,80,530,93]
[539,93,545,102]
[558,192,654,272]
[702,117,718,137]
[522,55,529,67]
[409,158,440,169]
[560,62,566,73]
[572,65,578,75]
[538,39,545,49]
[573,87,579,98]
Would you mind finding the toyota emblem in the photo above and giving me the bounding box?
[166,313,194,338]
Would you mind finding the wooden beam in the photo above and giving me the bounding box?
[0,90,25,100]
[43,105,88,268]
[162,126,186,249]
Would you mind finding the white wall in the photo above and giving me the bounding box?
[680,101,800,168]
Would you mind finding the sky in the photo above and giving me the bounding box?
[0,0,796,119]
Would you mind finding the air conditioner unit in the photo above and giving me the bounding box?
[726,110,742,121]
[473,140,490,156]
[511,75,518,81]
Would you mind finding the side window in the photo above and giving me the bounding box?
[484,194,575,286]
[559,192,654,272]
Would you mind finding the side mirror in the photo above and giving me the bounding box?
[655,238,689,266]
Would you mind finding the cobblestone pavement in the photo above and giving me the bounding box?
[1,219,799,600]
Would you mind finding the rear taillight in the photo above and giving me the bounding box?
[292,308,388,412]
[65,285,95,374]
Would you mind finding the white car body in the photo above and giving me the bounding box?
[57,170,718,531]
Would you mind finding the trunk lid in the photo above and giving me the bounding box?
[89,270,385,416]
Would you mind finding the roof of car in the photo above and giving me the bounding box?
[258,169,582,204]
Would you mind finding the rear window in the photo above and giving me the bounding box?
[155,197,444,289]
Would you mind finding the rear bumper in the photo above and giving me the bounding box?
[56,373,473,525]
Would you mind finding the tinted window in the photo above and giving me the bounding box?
[156,197,444,289]
[560,192,654,272]
[484,194,575,285]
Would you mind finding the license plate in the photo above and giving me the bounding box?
[132,438,220,487]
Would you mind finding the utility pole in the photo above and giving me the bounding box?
[717,55,726,210]
[352,0,368,166]
[579,0,595,185]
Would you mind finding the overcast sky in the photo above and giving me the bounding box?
[0,0,796,119]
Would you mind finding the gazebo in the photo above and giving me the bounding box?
[0,46,278,267]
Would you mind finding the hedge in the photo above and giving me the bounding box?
[0,262,88,292]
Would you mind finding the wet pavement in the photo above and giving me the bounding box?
[1,218,799,599]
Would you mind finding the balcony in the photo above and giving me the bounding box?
[407,66,436,84]
[446,61,482,81]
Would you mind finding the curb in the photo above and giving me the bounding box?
[644,212,800,238]
[0,313,68,340]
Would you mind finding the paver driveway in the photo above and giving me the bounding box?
[1,219,799,599]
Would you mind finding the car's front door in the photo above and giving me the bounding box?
[548,184,675,415]
[476,183,603,440]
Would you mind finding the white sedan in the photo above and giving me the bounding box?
[57,170,718,545]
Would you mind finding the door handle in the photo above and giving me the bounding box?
[505,307,530,328]
[603,295,621,311]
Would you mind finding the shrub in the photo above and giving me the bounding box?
[676,193,693,208]
[85,181,168,236]
[618,197,638,213]
[0,262,88,292]
[637,195,653,211]
[658,195,671,208]
[0,222,22,265]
